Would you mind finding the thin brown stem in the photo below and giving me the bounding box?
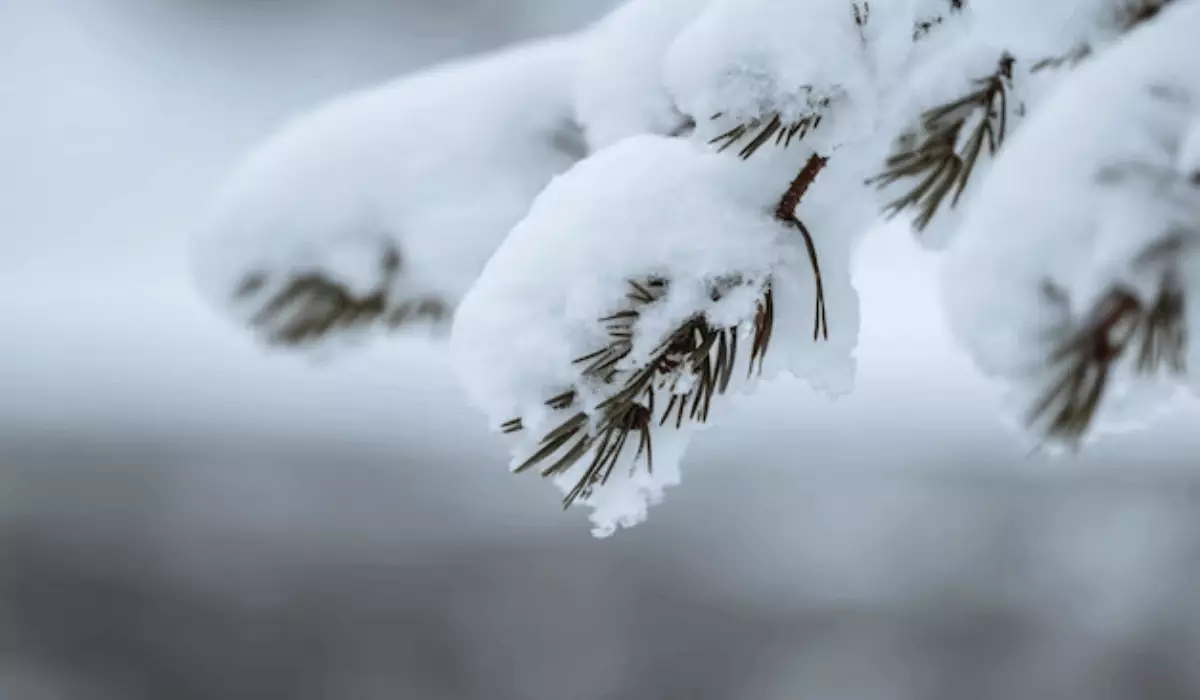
[777,154,831,341]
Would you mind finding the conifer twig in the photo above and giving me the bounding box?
[502,278,772,507]
[236,245,448,345]
[868,54,1015,232]
[1028,274,1187,445]
[505,154,833,505]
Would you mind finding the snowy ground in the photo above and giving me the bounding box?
[4,1,1200,699]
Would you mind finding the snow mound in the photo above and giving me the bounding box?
[943,0,1200,448]
[193,37,586,351]
[666,0,880,152]
[452,134,859,536]
[573,0,709,150]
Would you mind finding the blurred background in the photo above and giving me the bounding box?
[4,1,1200,698]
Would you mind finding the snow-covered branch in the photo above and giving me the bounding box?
[945,0,1200,450]
[192,37,585,349]
[194,0,1200,536]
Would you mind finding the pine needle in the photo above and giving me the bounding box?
[708,94,828,160]
[854,1,870,29]
[504,278,773,508]
[868,54,1015,233]
[236,244,445,345]
[1031,43,1092,73]
[912,0,963,41]
[1028,276,1187,445]
[504,154,835,506]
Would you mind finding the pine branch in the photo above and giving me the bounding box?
[1028,275,1186,445]
[868,54,1015,232]
[503,154,833,505]
[234,245,449,346]
[503,277,772,507]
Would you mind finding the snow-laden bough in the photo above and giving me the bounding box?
[192,0,1200,537]
[572,0,710,150]
[192,37,585,350]
[868,0,1178,248]
[450,135,860,536]
[944,0,1200,449]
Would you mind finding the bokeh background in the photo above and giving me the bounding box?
[4,1,1200,698]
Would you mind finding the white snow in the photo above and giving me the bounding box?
[573,0,709,150]
[452,134,864,535]
[971,0,1170,58]
[176,0,1200,534]
[193,36,586,350]
[1180,118,1200,179]
[871,33,1023,248]
[943,0,1200,447]
[665,0,879,149]
[868,0,1176,250]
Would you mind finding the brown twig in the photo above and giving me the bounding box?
[777,154,830,341]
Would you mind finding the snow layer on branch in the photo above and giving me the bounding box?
[573,0,709,150]
[972,0,1173,58]
[868,0,1170,250]
[943,0,1200,447]
[665,0,880,148]
[193,36,585,350]
[452,135,858,536]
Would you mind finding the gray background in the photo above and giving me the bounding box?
[3,1,1200,698]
